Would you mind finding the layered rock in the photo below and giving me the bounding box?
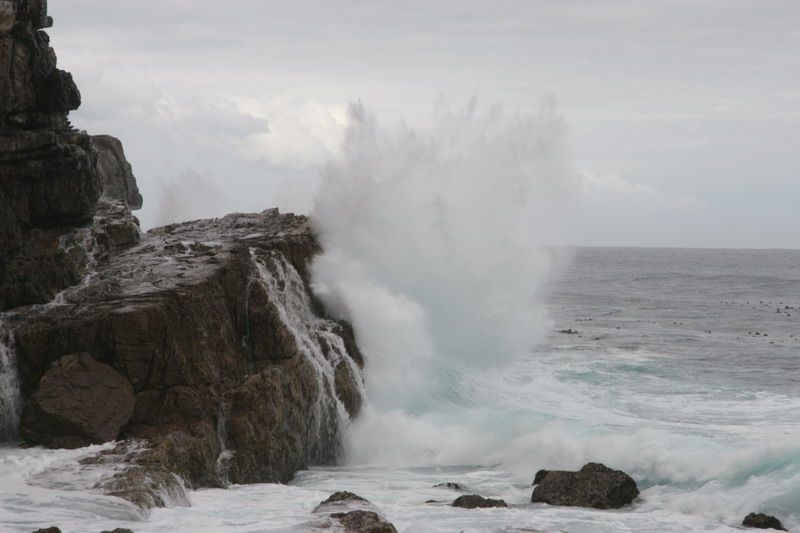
[0,0,142,310]
[0,0,365,510]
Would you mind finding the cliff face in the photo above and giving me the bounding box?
[0,0,142,310]
[0,0,364,508]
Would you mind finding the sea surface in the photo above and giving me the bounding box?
[1,246,798,533]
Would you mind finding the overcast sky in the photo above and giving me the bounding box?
[47,1,799,249]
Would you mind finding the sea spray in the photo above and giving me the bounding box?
[309,99,574,458]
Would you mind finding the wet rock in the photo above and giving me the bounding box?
[100,529,134,533]
[32,528,61,533]
[10,210,364,505]
[531,462,639,509]
[452,494,508,508]
[330,510,398,533]
[20,353,135,448]
[742,512,787,530]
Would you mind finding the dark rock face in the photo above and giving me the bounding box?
[742,512,787,531]
[531,463,639,509]
[20,352,135,448]
[452,494,507,509]
[0,2,142,311]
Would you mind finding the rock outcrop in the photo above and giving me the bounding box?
[0,0,141,310]
[531,463,639,509]
[9,209,365,492]
[0,0,365,510]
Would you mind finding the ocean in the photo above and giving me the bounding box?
[1,246,798,532]
[1,103,798,532]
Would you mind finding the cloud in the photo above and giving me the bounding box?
[577,170,705,209]
[234,98,348,168]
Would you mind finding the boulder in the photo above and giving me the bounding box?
[742,512,787,531]
[20,353,135,448]
[330,510,397,533]
[452,494,507,509]
[531,462,639,509]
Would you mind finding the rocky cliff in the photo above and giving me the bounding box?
[0,0,364,509]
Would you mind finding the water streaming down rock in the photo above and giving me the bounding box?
[0,323,21,441]
[251,249,365,463]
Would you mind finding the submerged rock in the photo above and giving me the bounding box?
[452,494,508,509]
[318,491,370,507]
[329,510,398,533]
[434,482,467,491]
[742,512,787,531]
[312,492,397,532]
[531,462,639,509]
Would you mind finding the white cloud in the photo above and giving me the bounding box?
[577,170,705,210]
[234,98,348,168]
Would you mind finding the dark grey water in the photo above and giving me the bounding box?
[545,247,800,394]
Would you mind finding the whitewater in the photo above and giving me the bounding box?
[1,102,799,532]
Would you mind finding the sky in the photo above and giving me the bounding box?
[46,0,799,249]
